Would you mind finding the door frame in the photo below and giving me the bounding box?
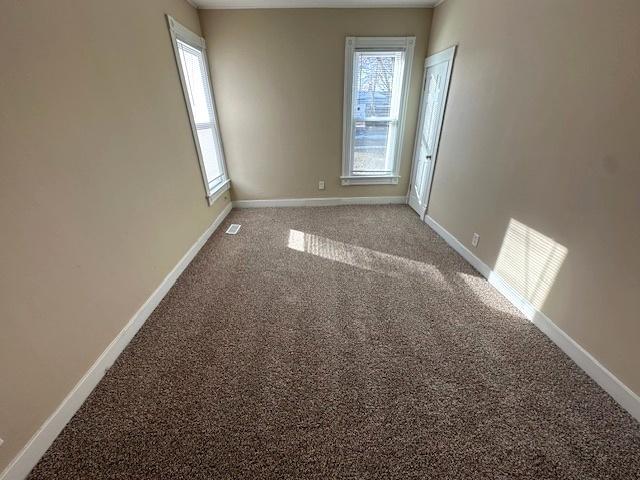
[408,45,457,219]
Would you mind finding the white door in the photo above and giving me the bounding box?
[408,46,456,217]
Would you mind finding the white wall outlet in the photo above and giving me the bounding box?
[318,180,325,190]
[0,437,3,447]
[471,233,480,248]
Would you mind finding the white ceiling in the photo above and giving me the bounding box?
[191,0,441,9]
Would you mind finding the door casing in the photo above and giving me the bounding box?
[408,45,457,219]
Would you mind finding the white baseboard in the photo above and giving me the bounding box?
[0,203,232,480]
[424,214,640,422]
[232,195,407,208]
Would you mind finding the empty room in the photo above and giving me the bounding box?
[1,0,640,478]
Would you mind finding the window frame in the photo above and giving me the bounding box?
[167,15,230,205]
[341,36,415,186]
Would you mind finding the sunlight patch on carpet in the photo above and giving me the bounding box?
[287,229,449,287]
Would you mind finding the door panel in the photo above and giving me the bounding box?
[408,47,456,217]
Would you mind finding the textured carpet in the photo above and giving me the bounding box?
[29,205,640,479]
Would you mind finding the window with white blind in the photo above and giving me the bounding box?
[167,16,229,204]
[341,37,415,185]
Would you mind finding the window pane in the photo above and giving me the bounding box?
[342,38,413,182]
[175,37,226,193]
[196,126,222,183]
[353,121,392,173]
[177,40,212,125]
[350,50,404,175]
[353,52,402,120]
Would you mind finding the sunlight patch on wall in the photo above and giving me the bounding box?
[494,219,567,309]
[287,229,449,287]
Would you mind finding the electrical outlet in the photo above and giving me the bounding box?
[0,437,4,447]
[318,180,325,190]
[471,233,480,248]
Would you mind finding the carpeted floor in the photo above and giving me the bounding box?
[29,205,640,479]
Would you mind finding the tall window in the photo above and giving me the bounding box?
[342,37,415,185]
[167,16,229,204]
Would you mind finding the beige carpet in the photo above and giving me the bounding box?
[29,205,640,479]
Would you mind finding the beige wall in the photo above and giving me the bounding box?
[427,0,640,394]
[0,0,230,471]
[199,8,432,200]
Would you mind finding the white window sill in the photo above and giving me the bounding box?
[207,179,231,206]
[341,175,400,186]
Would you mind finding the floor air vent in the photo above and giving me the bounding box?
[225,224,241,235]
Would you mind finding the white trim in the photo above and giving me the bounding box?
[194,1,439,9]
[348,36,416,49]
[425,44,456,67]
[0,204,233,480]
[207,178,231,206]
[340,175,400,185]
[232,196,407,208]
[423,214,640,422]
[167,15,204,48]
[422,47,455,212]
[407,59,430,215]
[342,36,415,185]
[408,45,456,218]
[166,15,230,204]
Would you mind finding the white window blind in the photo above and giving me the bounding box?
[342,37,415,186]
[167,16,229,203]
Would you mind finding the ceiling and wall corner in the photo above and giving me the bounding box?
[192,0,441,9]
